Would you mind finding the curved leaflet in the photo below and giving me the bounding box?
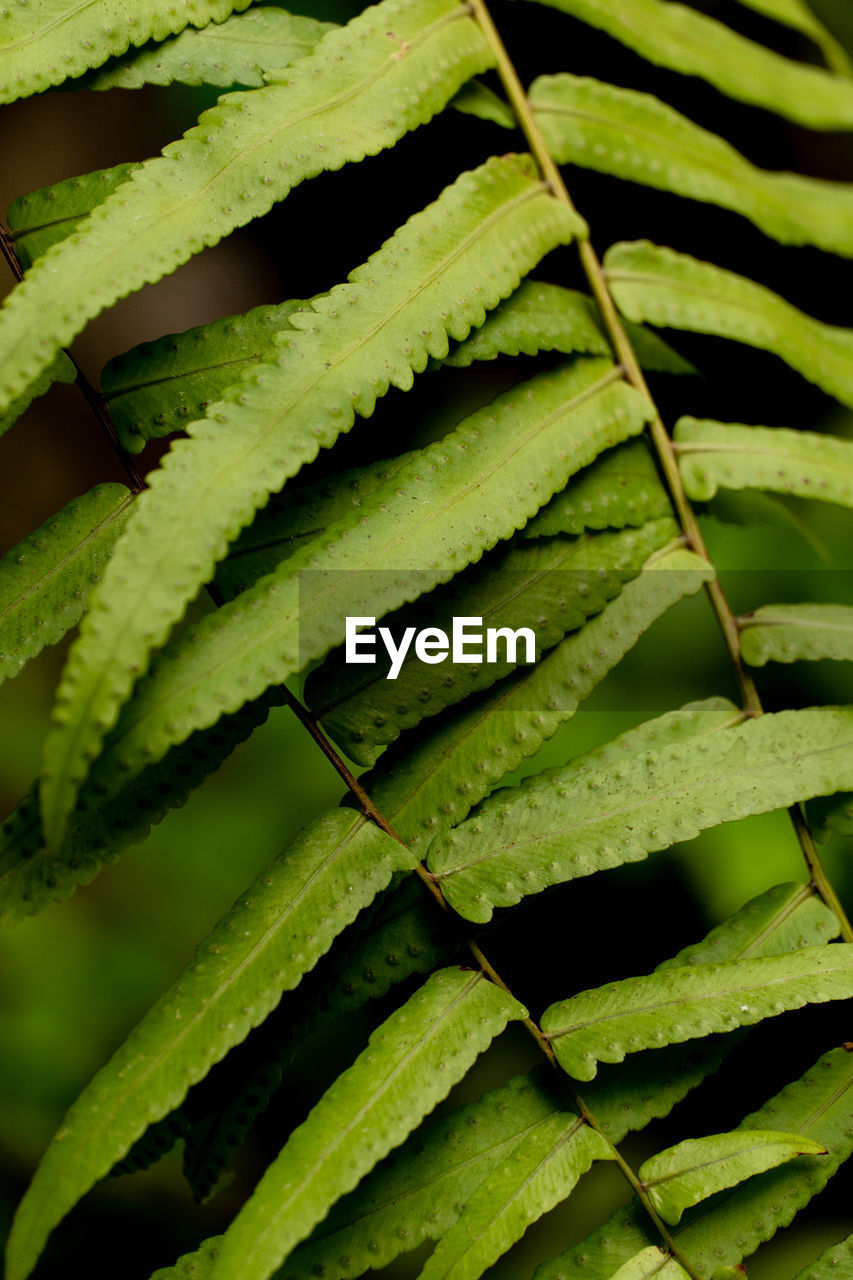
[739,603,853,666]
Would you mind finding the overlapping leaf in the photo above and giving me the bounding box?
[739,603,853,665]
[522,440,671,539]
[6,166,136,272]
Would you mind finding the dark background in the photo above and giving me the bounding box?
[1,1,852,1276]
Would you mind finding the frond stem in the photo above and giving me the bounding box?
[468,0,853,946]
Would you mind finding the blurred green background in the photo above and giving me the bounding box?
[1,0,853,1276]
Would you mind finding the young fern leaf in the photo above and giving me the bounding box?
[306,518,678,765]
[531,74,853,257]
[6,165,137,271]
[0,483,133,685]
[82,9,334,91]
[4,809,415,1280]
[538,1047,853,1278]
[732,0,853,76]
[674,419,853,508]
[638,1130,827,1225]
[522,440,671,539]
[208,968,524,1280]
[542,945,853,1081]
[0,688,287,926]
[366,545,712,857]
[739,604,853,666]
[0,0,494,420]
[101,301,307,453]
[0,0,252,103]
[427,705,853,923]
[49,357,642,826]
[793,1234,853,1279]
[38,155,583,852]
[604,242,853,409]
[521,0,853,129]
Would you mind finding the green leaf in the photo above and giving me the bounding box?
[521,0,853,129]
[793,1234,853,1279]
[0,483,133,685]
[605,241,853,409]
[674,419,853,507]
[732,0,853,76]
[608,1249,691,1280]
[640,1129,827,1225]
[4,808,415,1280]
[208,968,524,1280]
[532,73,853,257]
[367,545,712,858]
[451,79,516,129]
[0,349,76,435]
[0,0,494,422]
[6,165,137,272]
[537,1047,853,1277]
[39,155,583,851]
[151,1237,222,1280]
[0,688,286,926]
[101,300,306,454]
[427,704,853,924]
[0,0,252,102]
[444,280,693,374]
[739,603,853,666]
[83,8,334,90]
[522,440,671,539]
[416,1119,612,1280]
[307,518,678,766]
[541,944,853,1081]
[50,357,645,830]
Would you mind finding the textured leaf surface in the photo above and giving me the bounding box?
[605,241,853,409]
[209,968,524,1280]
[0,0,252,102]
[674,419,853,508]
[0,0,494,419]
[739,603,853,666]
[522,440,670,538]
[0,483,133,685]
[39,155,582,850]
[101,300,305,453]
[53,358,646,823]
[533,74,853,256]
[7,166,136,272]
[542,944,853,1080]
[84,8,333,90]
[307,519,677,765]
[640,1129,827,1224]
[5,809,414,1280]
[793,1235,853,1279]
[537,1048,853,1277]
[367,546,711,859]
[0,689,285,926]
[523,0,853,128]
[416,1119,612,1280]
[427,705,853,923]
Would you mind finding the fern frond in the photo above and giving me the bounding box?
[605,241,853,408]
[6,165,136,271]
[639,1129,827,1225]
[793,1234,853,1279]
[0,483,133,685]
[427,705,853,923]
[206,968,523,1280]
[101,301,306,453]
[4,809,415,1280]
[739,604,853,665]
[542,945,853,1081]
[0,0,494,421]
[674,419,853,507]
[367,546,712,857]
[732,0,853,76]
[48,357,643,836]
[532,74,853,257]
[522,440,671,539]
[538,1046,853,1276]
[82,8,333,91]
[522,0,853,128]
[39,156,583,851]
[0,0,252,103]
[307,518,678,765]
